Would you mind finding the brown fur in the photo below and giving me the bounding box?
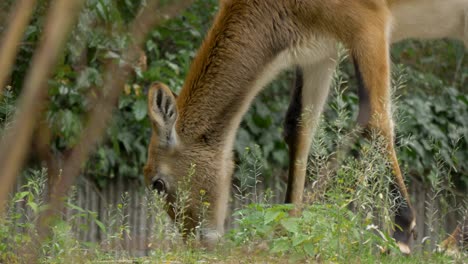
[144,0,467,249]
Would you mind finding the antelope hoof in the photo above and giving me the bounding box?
[393,210,417,254]
[397,241,411,255]
[393,222,416,254]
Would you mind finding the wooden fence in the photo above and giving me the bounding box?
[8,173,465,256]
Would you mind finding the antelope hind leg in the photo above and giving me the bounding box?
[351,21,416,254]
[284,56,337,208]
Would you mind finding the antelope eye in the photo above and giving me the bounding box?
[152,178,166,194]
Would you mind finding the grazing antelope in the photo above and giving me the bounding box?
[144,0,468,253]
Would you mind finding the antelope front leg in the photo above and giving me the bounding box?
[351,23,416,254]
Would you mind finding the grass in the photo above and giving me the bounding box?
[0,166,465,263]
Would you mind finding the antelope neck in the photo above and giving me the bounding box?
[175,7,290,144]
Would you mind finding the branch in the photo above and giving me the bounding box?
[0,0,37,97]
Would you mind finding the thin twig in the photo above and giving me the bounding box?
[0,0,85,215]
[0,0,37,97]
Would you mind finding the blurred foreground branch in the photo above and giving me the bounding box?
[0,0,85,215]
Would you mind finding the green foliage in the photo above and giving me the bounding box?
[230,203,400,262]
[0,170,136,263]
[0,169,47,262]
[399,88,467,181]
[390,40,467,189]
[235,73,292,179]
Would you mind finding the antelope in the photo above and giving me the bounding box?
[144,0,468,253]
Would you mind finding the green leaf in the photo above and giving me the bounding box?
[117,132,133,153]
[264,210,281,225]
[302,210,315,222]
[132,99,147,121]
[28,202,38,214]
[67,203,87,213]
[292,234,308,247]
[303,241,315,256]
[14,191,29,202]
[94,219,107,234]
[270,238,289,253]
[281,218,300,234]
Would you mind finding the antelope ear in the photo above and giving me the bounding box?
[148,82,179,148]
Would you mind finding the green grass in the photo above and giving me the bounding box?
[1,170,463,263]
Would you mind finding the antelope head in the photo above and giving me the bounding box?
[144,82,232,244]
